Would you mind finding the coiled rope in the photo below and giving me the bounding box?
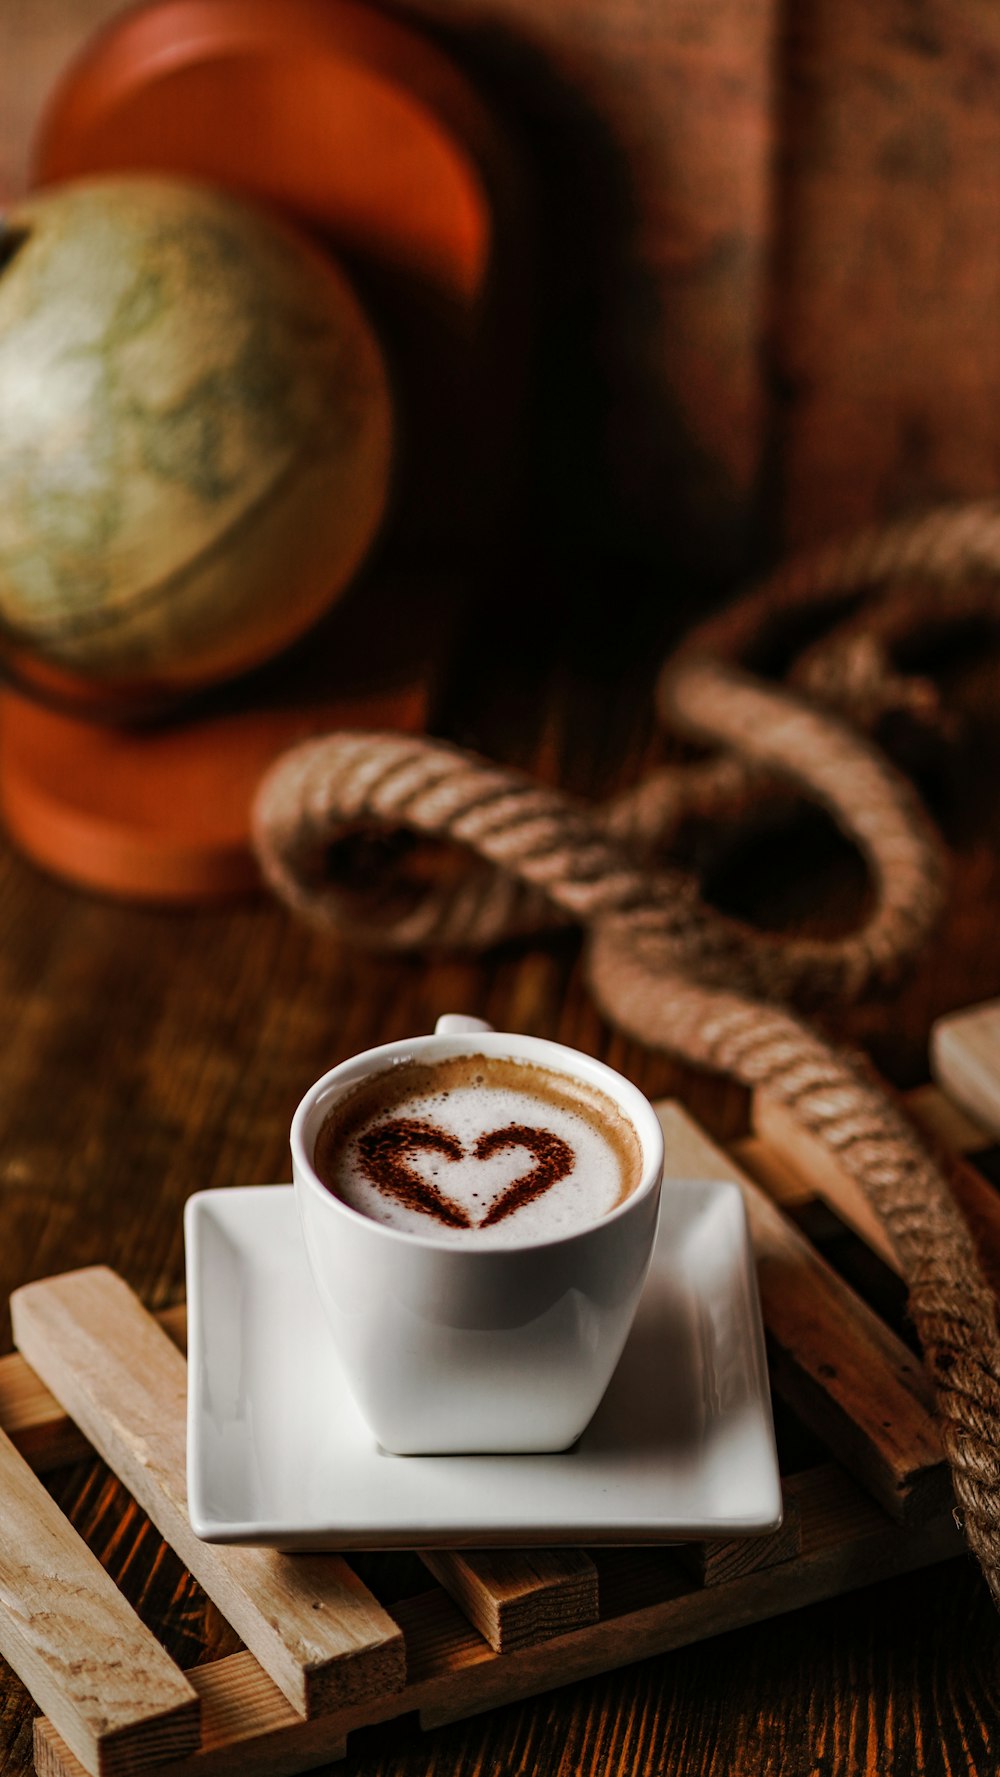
[253,500,1000,1602]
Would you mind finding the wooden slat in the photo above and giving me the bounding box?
[0,1346,91,1473]
[750,1097,899,1271]
[931,1000,1000,1137]
[0,1424,199,1777]
[34,1652,350,1777]
[414,1465,959,1733]
[10,1268,405,1719]
[900,1088,1000,1307]
[420,1549,599,1652]
[0,1302,187,1474]
[33,1462,961,1777]
[904,1082,989,1157]
[942,1157,1000,1305]
[730,1135,815,1210]
[676,1490,802,1586]
[754,1088,1000,1307]
[3,1303,598,1659]
[2,1301,782,1653]
[0,1298,785,1646]
[17,1075,986,1777]
[658,1102,949,1522]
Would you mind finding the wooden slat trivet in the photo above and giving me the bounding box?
[0,1279,596,1664]
[419,1550,599,1653]
[4,1083,992,1777]
[0,1316,793,1612]
[0,1320,598,1660]
[0,1426,199,1777]
[674,1509,802,1587]
[9,1269,405,1719]
[31,1459,962,1777]
[657,1104,949,1524]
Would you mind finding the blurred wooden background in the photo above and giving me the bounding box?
[6,0,999,588]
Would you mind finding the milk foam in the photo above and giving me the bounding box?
[315,1055,642,1247]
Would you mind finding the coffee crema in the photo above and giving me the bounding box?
[313,1053,644,1245]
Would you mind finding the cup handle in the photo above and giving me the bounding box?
[434,1013,494,1036]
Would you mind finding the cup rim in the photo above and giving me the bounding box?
[291,1030,665,1255]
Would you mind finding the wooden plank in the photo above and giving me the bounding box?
[941,1157,1000,1306]
[932,1001,1000,1140]
[10,1268,405,1719]
[34,1653,350,1777]
[730,1135,816,1210]
[657,1102,948,1523]
[7,1295,611,1672]
[904,1082,989,1158]
[770,0,1000,550]
[6,1290,778,1646]
[0,1347,91,1473]
[898,1086,1000,1306]
[755,1089,1000,1311]
[750,1096,899,1272]
[32,1464,961,1777]
[415,1465,959,1733]
[676,1490,802,1586]
[0,1424,199,1777]
[0,1302,187,1474]
[420,1549,599,1652]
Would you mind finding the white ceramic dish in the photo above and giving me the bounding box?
[185,1179,782,1548]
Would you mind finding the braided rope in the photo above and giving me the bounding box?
[252,501,1000,1603]
[679,499,1000,670]
[253,665,947,1001]
[586,933,1000,1592]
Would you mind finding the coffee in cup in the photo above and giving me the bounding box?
[292,1015,664,1453]
[313,1051,644,1245]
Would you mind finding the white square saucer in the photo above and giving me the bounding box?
[185,1180,781,1548]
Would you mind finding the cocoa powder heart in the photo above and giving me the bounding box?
[473,1124,574,1226]
[356,1118,468,1226]
[356,1117,574,1229]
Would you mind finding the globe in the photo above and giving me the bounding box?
[0,175,393,711]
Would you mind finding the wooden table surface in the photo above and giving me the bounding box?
[4,4,1000,1775]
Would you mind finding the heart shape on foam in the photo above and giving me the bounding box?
[356,1117,574,1229]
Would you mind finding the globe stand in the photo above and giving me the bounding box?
[0,678,428,903]
[0,0,525,901]
[0,561,453,899]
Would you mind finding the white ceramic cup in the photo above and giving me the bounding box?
[291,1014,665,1454]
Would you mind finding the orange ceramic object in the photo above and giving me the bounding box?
[34,0,528,554]
[0,679,427,902]
[0,559,451,901]
[7,0,523,902]
[35,0,507,312]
